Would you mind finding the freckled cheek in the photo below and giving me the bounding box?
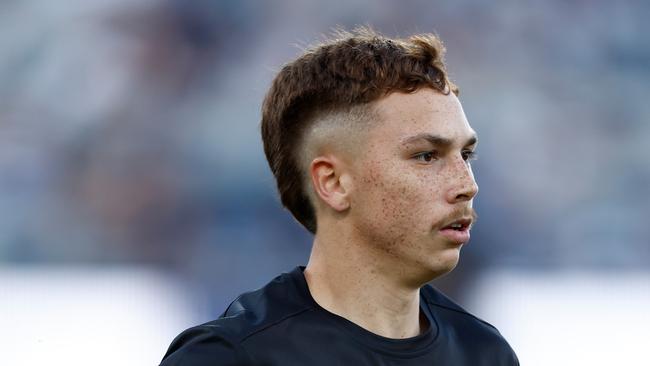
[365,174,438,226]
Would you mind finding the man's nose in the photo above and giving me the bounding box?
[445,158,479,204]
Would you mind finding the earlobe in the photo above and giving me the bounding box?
[310,157,351,212]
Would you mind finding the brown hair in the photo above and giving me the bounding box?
[261,27,459,233]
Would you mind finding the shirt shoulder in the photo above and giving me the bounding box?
[421,285,520,365]
[421,284,497,330]
[159,324,252,366]
[160,268,313,365]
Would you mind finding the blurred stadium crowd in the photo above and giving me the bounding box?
[1,0,648,312]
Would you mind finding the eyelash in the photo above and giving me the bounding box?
[462,150,478,162]
[413,150,478,163]
[414,151,439,163]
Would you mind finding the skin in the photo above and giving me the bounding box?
[303,88,479,339]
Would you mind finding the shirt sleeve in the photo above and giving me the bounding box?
[159,325,253,366]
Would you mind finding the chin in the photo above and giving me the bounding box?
[401,251,460,287]
[423,248,462,280]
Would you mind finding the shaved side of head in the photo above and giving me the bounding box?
[297,104,378,211]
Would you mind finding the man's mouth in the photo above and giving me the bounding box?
[442,218,472,231]
[438,218,472,244]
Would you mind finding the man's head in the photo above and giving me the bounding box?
[261,27,460,234]
[261,28,478,280]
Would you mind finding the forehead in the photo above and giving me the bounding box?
[370,89,474,145]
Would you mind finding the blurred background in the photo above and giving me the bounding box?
[1,0,648,365]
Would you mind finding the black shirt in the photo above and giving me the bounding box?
[160,267,519,365]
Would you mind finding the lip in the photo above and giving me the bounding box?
[438,216,473,244]
[438,227,470,244]
[441,217,473,230]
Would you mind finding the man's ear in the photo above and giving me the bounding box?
[309,156,351,212]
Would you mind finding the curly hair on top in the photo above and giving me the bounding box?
[261,26,459,234]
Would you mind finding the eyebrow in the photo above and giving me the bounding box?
[401,133,478,148]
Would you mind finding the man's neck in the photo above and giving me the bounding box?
[304,231,428,339]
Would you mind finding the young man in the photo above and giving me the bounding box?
[160,28,519,365]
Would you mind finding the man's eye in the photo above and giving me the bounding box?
[462,150,478,161]
[414,151,438,162]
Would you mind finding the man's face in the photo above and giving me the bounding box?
[348,88,478,283]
